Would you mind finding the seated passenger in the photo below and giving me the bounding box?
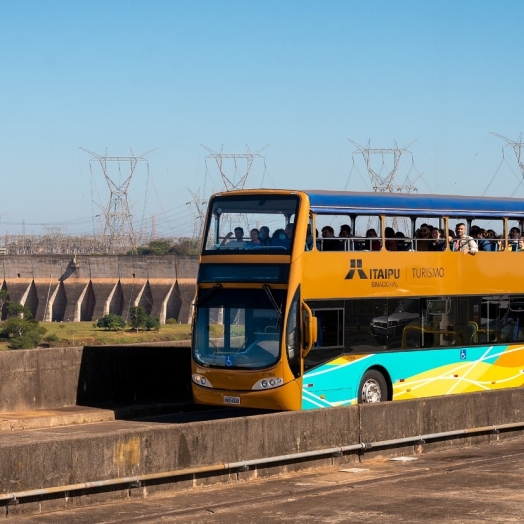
[339,224,353,251]
[385,227,398,251]
[244,228,262,250]
[395,231,410,251]
[365,229,381,251]
[415,224,432,251]
[483,229,498,251]
[221,227,246,248]
[271,228,289,249]
[512,238,524,252]
[471,225,489,251]
[509,227,521,251]
[321,226,343,251]
[429,228,446,251]
[259,226,271,246]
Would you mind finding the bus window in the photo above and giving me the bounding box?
[193,287,286,370]
[371,298,420,349]
[203,194,299,253]
[346,299,387,352]
[500,296,524,342]
[304,302,345,371]
[314,308,344,348]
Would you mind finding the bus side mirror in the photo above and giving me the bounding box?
[301,302,317,358]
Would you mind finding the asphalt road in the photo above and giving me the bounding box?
[13,437,524,523]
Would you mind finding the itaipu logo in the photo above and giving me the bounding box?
[345,259,400,287]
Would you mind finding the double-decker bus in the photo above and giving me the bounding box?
[191,189,524,410]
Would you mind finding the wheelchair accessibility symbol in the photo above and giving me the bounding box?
[225,355,234,367]
[460,349,467,360]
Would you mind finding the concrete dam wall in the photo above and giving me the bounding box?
[0,255,198,324]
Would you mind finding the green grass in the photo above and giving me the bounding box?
[0,321,192,350]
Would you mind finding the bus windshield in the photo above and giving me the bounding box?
[203,194,299,253]
[193,287,286,370]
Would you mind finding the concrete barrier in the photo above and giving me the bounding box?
[2,343,524,516]
[0,345,192,412]
[2,388,524,516]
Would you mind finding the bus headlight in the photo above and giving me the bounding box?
[192,374,214,388]
[252,377,283,390]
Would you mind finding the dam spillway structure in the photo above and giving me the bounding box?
[0,255,197,324]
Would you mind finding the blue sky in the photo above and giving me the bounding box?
[1,0,523,239]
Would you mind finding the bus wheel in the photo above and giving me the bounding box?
[358,370,387,403]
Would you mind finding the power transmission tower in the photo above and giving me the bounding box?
[187,188,208,239]
[349,139,421,233]
[80,147,155,251]
[349,139,419,193]
[491,132,524,178]
[201,144,268,191]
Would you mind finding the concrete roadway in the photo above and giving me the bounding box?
[14,437,524,523]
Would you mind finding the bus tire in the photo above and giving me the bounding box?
[358,370,387,404]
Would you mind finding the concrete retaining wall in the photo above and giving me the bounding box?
[2,345,524,516]
[0,345,192,412]
[2,389,524,516]
[0,255,198,323]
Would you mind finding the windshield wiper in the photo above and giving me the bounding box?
[193,283,222,309]
[263,284,282,328]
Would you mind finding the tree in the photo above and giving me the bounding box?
[7,303,32,319]
[1,318,46,349]
[133,239,173,256]
[129,306,148,332]
[96,313,126,331]
[145,315,160,331]
[168,237,200,256]
[0,289,8,320]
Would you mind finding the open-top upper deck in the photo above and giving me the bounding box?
[305,190,524,219]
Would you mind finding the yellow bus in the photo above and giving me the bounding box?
[191,189,524,410]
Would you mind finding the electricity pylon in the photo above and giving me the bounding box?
[349,139,419,193]
[491,132,524,178]
[349,139,421,234]
[201,144,267,191]
[80,147,155,251]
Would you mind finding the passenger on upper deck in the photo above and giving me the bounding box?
[395,231,410,251]
[221,227,245,248]
[429,228,446,251]
[244,228,261,250]
[452,223,478,255]
[259,226,271,246]
[509,227,521,251]
[271,224,293,250]
[512,238,524,252]
[415,223,432,251]
[384,227,398,251]
[339,224,352,237]
[470,226,489,251]
[321,226,343,251]
[365,229,381,251]
[271,228,287,248]
[483,229,498,251]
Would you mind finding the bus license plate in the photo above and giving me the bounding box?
[224,396,240,405]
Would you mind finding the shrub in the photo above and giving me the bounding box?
[145,316,160,331]
[165,317,177,324]
[97,314,126,331]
